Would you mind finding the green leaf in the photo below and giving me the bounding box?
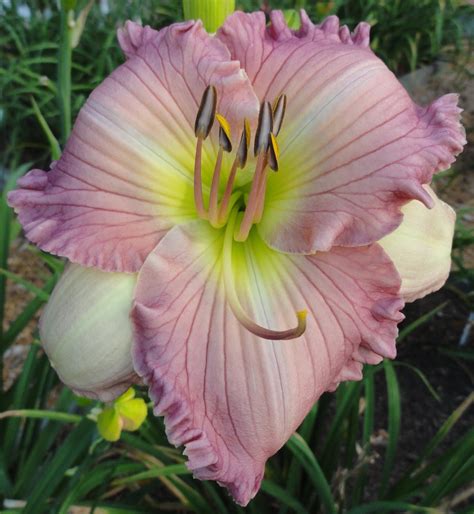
[112,463,190,485]
[393,362,441,402]
[286,434,336,514]
[379,360,401,497]
[22,419,95,514]
[397,302,448,343]
[30,96,61,160]
[347,501,441,514]
[261,480,308,514]
[389,393,474,499]
[0,269,50,301]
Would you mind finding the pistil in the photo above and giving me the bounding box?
[224,208,307,340]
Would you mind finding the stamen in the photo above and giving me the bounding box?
[272,94,287,137]
[253,160,268,224]
[195,85,217,139]
[216,114,233,153]
[236,119,251,168]
[208,114,233,225]
[218,120,250,224]
[235,103,274,241]
[234,152,266,241]
[254,102,273,156]
[194,86,217,219]
[193,137,207,219]
[252,135,278,222]
[267,133,280,172]
[224,208,307,341]
[208,147,224,225]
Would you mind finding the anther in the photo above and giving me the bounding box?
[236,119,251,168]
[194,85,217,219]
[268,133,280,172]
[216,114,233,153]
[194,85,217,139]
[254,102,273,156]
[272,94,287,137]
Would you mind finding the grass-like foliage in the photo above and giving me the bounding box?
[1,1,473,513]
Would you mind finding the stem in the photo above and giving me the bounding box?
[58,6,74,143]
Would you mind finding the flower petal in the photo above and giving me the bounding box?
[132,221,403,505]
[218,11,466,253]
[97,407,123,442]
[117,398,148,431]
[8,21,258,272]
[380,186,455,302]
[40,264,137,401]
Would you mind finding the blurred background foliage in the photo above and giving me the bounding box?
[1,1,473,513]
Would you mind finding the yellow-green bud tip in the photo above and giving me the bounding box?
[183,0,235,33]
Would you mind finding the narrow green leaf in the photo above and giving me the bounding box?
[379,360,401,497]
[261,480,308,514]
[112,463,190,485]
[286,434,336,514]
[22,419,94,514]
[0,269,50,301]
[0,409,82,423]
[347,501,441,514]
[393,362,441,402]
[321,382,362,475]
[421,441,474,506]
[388,393,474,499]
[352,369,375,506]
[30,96,61,160]
[397,302,448,343]
[3,275,56,347]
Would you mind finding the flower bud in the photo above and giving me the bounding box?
[40,264,138,401]
[182,0,235,33]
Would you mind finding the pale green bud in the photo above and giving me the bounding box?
[40,264,137,401]
[183,0,235,33]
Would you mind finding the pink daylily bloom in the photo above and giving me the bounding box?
[8,10,465,506]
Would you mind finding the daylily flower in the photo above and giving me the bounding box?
[8,10,465,505]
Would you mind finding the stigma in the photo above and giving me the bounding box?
[193,86,286,236]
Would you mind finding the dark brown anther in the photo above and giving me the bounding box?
[272,94,287,137]
[236,119,250,168]
[194,85,217,139]
[254,101,273,156]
